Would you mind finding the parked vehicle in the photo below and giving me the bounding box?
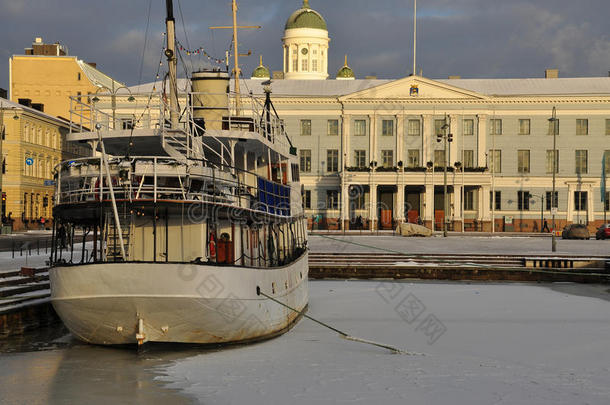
[595,224,610,240]
[561,224,590,240]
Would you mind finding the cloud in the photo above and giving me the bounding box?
[0,0,609,91]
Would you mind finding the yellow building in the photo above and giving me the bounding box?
[9,37,123,120]
[1,97,89,231]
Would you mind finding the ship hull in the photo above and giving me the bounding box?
[50,252,309,345]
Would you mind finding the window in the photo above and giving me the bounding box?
[490,191,501,210]
[546,150,559,174]
[77,91,82,102]
[382,120,394,136]
[302,190,311,209]
[490,119,502,135]
[606,119,610,136]
[464,190,475,211]
[327,149,338,172]
[300,120,311,136]
[434,150,446,166]
[576,119,588,135]
[326,190,339,210]
[575,150,588,174]
[463,119,474,136]
[77,72,81,81]
[574,191,588,211]
[121,118,134,130]
[489,150,501,173]
[604,150,610,174]
[407,149,420,168]
[354,150,366,168]
[606,192,609,212]
[327,119,339,136]
[381,150,394,168]
[354,120,366,136]
[545,191,558,210]
[463,150,474,169]
[1,157,5,174]
[312,59,318,72]
[517,150,530,174]
[548,119,559,135]
[518,191,530,211]
[292,54,298,72]
[434,119,446,136]
[408,120,421,136]
[301,59,308,72]
[299,150,311,173]
[518,119,530,135]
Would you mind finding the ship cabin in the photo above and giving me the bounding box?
[51,70,307,269]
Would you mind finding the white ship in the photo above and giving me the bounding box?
[49,0,308,346]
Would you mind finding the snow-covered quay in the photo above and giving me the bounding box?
[155,280,610,405]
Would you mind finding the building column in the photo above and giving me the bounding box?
[480,185,491,223]
[343,114,351,168]
[341,181,349,230]
[449,115,458,166]
[424,183,434,228]
[477,114,487,168]
[395,184,405,223]
[566,184,574,223]
[369,183,377,230]
[396,114,404,166]
[422,114,433,165]
[369,114,377,165]
[453,185,463,222]
[282,46,286,73]
[587,185,595,223]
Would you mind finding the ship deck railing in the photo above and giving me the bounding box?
[55,156,297,220]
[68,90,292,160]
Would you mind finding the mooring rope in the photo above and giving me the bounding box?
[256,287,418,355]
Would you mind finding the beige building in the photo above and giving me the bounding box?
[9,37,123,120]
[0,98,89,230]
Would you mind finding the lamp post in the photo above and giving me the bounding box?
[437,116,453,237]
[92,83,136,130]
[549,107,558,252]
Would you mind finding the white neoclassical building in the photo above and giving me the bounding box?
[112,1,610,234]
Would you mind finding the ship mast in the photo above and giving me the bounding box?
[210,0,260,116]
[165,0,179,128]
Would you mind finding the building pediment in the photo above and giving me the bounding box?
[340,76,488,100]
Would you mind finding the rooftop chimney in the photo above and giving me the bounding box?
[18,98,32,108]
[545,69,559,79]
[31,103,45,112]
[365,75,377,80]
[448,75,461,79]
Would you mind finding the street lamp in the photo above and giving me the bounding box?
[437,116,453,237]
[549,107,558,252]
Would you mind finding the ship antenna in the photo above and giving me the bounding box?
[210,0,260,116]
[165,0,179,128]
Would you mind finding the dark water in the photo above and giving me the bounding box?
[0,326,211,405]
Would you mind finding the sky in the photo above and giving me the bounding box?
[1,0,609,90]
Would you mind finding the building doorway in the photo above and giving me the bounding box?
[405,186,424,223]
[378,186,396,230]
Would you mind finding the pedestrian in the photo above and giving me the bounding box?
[57,222,67,248]
[543,218,550,233]
[1,213,6,225]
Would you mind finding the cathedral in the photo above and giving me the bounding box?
[245,0,610,233]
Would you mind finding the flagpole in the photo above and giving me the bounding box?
[413,0,417,76]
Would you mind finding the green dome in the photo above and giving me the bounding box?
[337,66,355,79]
[252,65,270,78]
[285,1,327,31]
[251,55,270,79]
[337,55,355,79]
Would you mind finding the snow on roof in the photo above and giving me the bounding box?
[438,77,610,96]
[0,97,73,126]
[127,76,610,98]
[77,59,124,91]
